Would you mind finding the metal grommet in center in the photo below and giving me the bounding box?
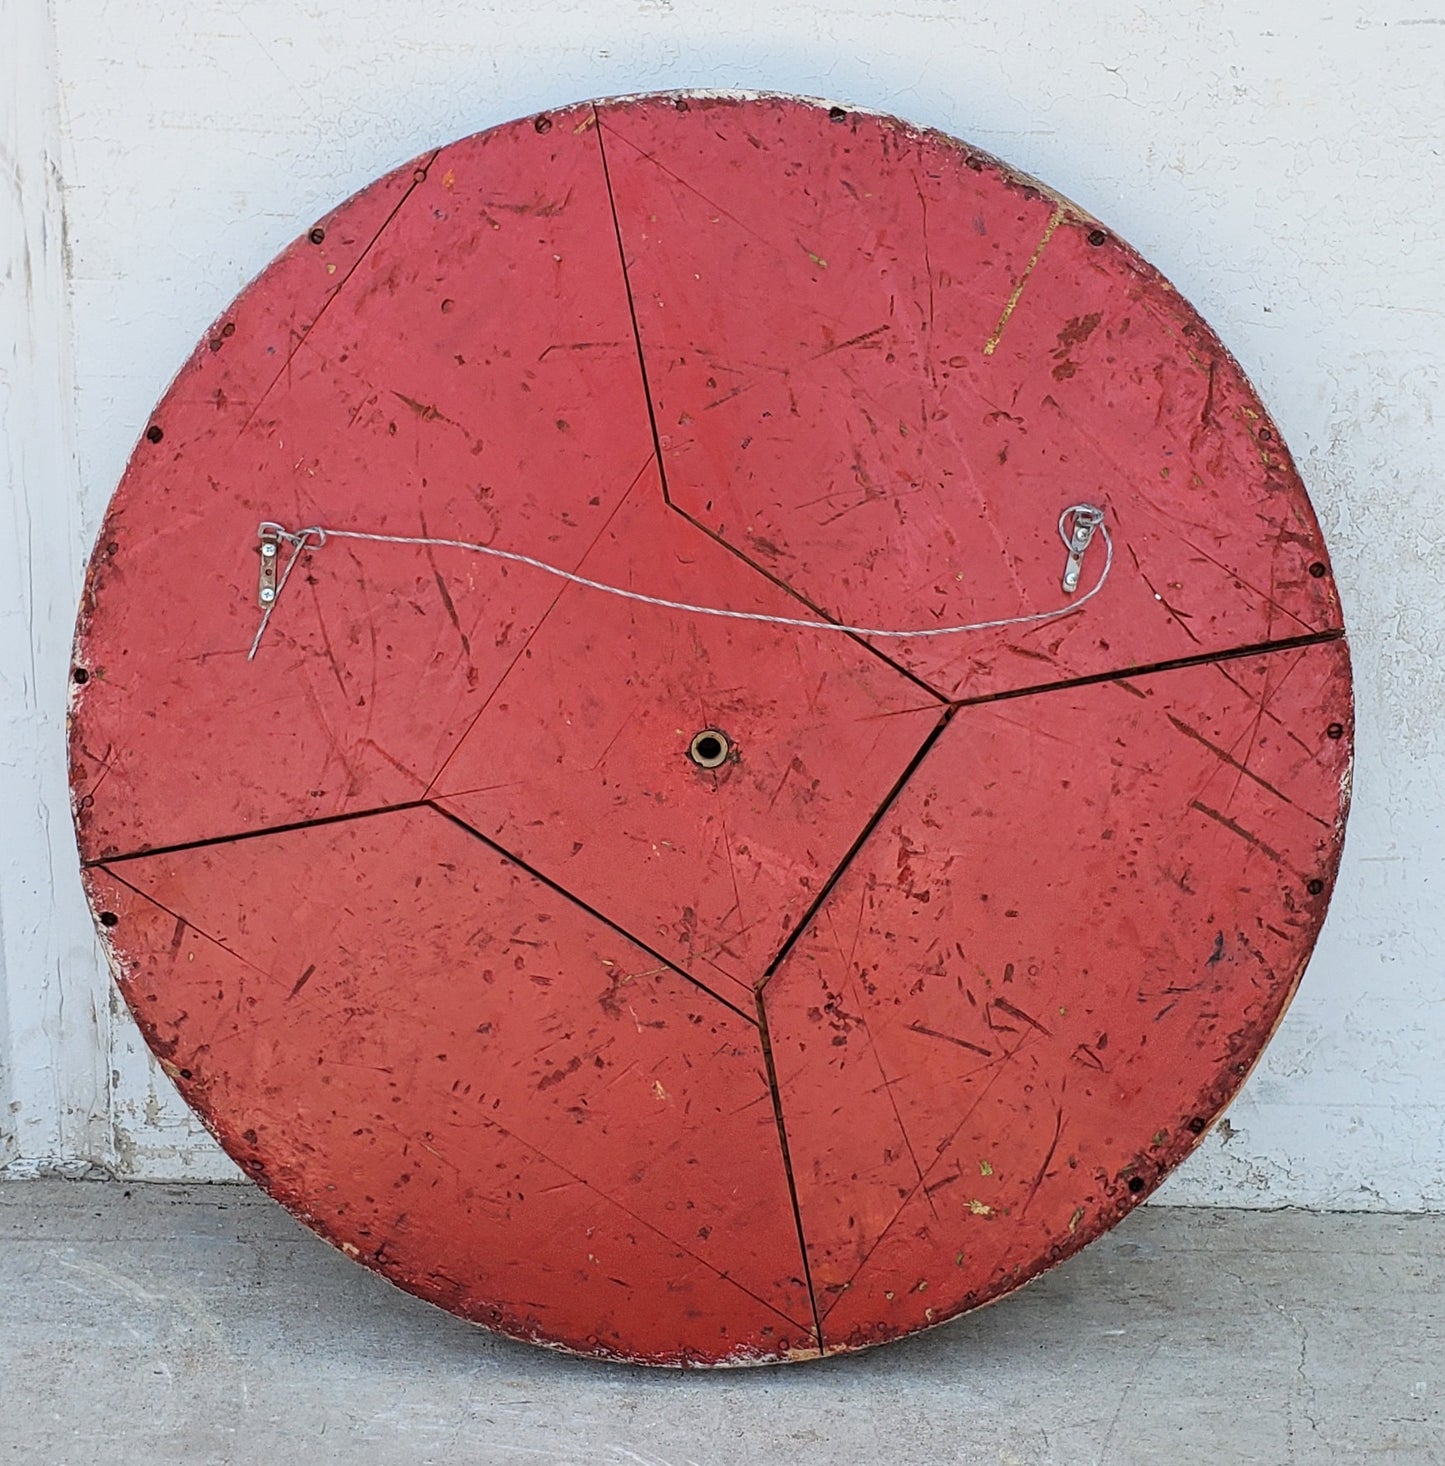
[688,728,731,769]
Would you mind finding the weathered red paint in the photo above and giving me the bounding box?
[765,639,1351,1348]
[85,812,815,1362]
[71,108,652,858]
[69,93,1352,1364]
[429,459,943,1004]
[599,97,1341,701]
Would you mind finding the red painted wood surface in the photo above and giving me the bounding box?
[72,106,653,858]
[765,639,1351,1348]
[430,459,943,1004]
[70,93,1352,1364]
[85,811,814,1362]
[599,98,1342,701]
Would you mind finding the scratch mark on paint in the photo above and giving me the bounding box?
[237,153,438,437]
[422,450,656,796]
[81,741,117,800]
[391,391,460,428]
[715,813,751,973]
[821,1026,1043,1319]
[990,997,1052,1037]
[702,363,789,411]
[1132,549,1202,645]
[825,910,932,1205]
[1168,713,1328,826]
[1223,646,1310,813]
[358,738,417,782]
[1021,1103,1065,1216]
[306,577,351,700]
[1190,357,1218,452]
[918,178,936,346]
[420,513,474,669]
[812,323,892,359]
[906,1021,992,1057]
[597,119,771,245]
[983,206,1066,356]
[1189,798,1285,864]
[1174,534,1315,636]
[537,340,626,360]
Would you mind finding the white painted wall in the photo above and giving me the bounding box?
[2,0,1442,1207]
[1,1,109,1177]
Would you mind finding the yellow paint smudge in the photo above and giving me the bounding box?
[983,205,1066,356]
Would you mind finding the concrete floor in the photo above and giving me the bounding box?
[0,1183,1440,1465]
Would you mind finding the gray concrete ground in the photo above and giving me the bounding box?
[0,1182,1440,1465]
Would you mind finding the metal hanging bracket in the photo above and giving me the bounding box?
[257,524,281,606]
[1060,504,1106,594]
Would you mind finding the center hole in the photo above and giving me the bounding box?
[688,729,731,769]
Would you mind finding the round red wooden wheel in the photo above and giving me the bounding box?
[71,94,1352,1364]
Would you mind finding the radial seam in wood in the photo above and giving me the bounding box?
[579,126,1342,725]
[594,110,673,509]
[464,1105,816,1338]
[425,801,757,1026]
[664,498,950,703]
[108,872,810,1340]
[101,838,811,1337]
[946,628,1345,712]
[759,705,955,991]
[755,986,825,1351]
[83,800,432,867]
[236,150,440,438]
[592,107,952,706]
